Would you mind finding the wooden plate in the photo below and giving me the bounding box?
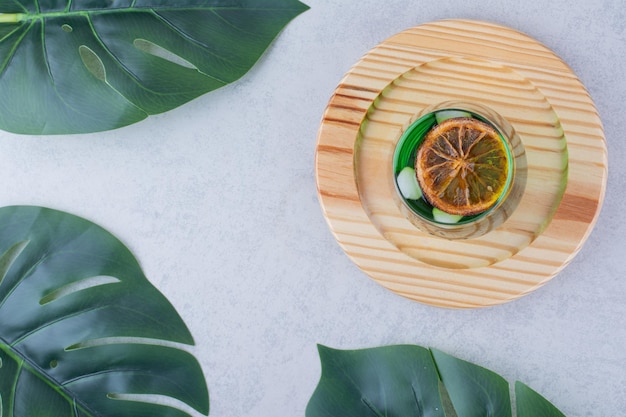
[315,19,607,309]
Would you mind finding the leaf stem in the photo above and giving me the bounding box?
[0,13,24,23]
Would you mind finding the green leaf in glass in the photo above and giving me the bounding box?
[306,344,446,417]
[0,0,309,135]
[516,381,566,417]
[0,206,209,417]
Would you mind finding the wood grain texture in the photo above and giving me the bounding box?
[315,19,607,309]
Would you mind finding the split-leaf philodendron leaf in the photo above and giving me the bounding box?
[306,345,566,417]
[0,206,209,417]
[0,0,309,135]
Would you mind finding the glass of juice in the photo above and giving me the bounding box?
[393,101,526,239]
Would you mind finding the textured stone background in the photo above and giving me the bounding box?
[1,1,624,416]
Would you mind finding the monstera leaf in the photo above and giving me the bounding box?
[0,206,209,417]
[307,345,566,417]
[0,0,309,135]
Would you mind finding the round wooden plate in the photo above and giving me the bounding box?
[315,19,607,309]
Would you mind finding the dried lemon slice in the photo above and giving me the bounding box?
[415,117,510,217]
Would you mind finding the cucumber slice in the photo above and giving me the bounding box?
[432,208,463,224]
[396,167,422,200]
[435,110,472,124]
